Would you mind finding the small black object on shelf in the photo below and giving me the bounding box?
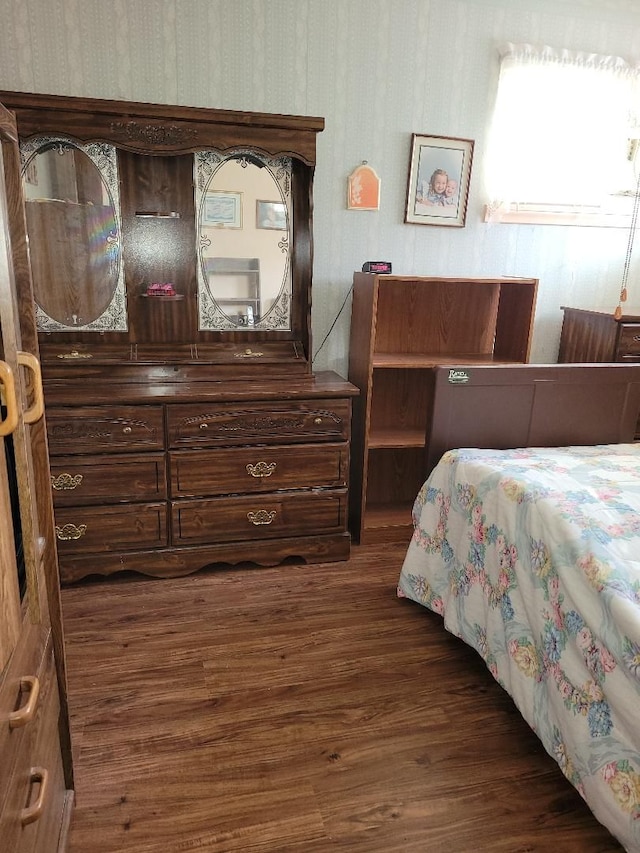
[362,261,392,274]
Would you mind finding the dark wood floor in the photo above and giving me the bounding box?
[60,543,624,852]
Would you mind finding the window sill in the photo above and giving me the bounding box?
[483,204,632,228]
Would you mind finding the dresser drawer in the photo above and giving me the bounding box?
[53,503,168,554]
[616,324,640,359]
[50,453,166,506]
[170,443,349,498]
[167,399,351,448]
[172,489,348,545]
[0,623,49,815]
[46,406,165,455]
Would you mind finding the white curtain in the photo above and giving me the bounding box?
[486,44,640,208]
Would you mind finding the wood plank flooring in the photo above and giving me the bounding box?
[60,543,624,852]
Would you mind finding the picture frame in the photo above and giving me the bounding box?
[256,200,286,230]
[404,133,474,227]
[203,191,242,228]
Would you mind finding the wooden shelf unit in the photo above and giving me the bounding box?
[204,257,261,325]
[348,273,538,544]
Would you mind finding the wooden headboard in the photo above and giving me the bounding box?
[425,364,640,475]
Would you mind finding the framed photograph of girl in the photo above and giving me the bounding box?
[404,133,474,227]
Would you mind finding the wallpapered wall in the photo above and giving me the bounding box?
[2,0,640,376]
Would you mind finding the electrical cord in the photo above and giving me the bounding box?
[312,284,353,364]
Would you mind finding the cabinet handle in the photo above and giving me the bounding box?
[234,348,264,358]
[314,417,322,424]
[633,335,640,342]
[55,523,88,541]
[17,351,45,424]
[51,472,84,491]
[246,461,277,478]
[0,360,18,436]
[8,676,41,729]
[122,426,132,434]
[199,422,208,429]
[20,767,49,826]
[247,509,276,525]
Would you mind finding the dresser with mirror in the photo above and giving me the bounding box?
[0,90,356,584]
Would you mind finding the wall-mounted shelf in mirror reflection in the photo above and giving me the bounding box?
[139,294,185,300]
[134,211,181,218]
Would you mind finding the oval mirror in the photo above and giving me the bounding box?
[195,152,292,331]
[21,137,126,331]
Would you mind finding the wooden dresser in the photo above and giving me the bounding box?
[0,90,357,584]
[0,102,73,850]
[558,306,640,364]
[558,306,640,438]
[44,373,354,583]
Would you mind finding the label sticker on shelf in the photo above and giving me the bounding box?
[448,369,470,384]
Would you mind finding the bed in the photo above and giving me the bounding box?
[397,365,640,851]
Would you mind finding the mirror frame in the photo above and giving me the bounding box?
[195,150,293,332]
[21,135,126,332]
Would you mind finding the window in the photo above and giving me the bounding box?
[485,44,640,226]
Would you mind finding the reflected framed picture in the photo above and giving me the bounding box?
[256,200,286,230]
[203,191,242,228]
[405,134,474,227]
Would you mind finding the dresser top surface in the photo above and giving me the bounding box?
[42,371,358,407]
[561,306,640,323]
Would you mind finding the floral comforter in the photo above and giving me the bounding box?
[397,444,640,851]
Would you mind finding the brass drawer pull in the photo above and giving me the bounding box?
[51,472,84,491]
[9,676,41,729]
[234,348,264,358]
[55,523,88,541]
[21,767,49,826]
[123,426,132,434]
[633,335,640,342]
[314,417,322,424]
[56,349,92,359]
[246,461,276,478]
[199,422,208,429]
[247,509,276,525]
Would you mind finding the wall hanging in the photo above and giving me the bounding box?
[347,162,380,210]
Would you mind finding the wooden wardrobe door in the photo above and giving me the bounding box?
[0,100,73,847]
[0,105,30,666]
